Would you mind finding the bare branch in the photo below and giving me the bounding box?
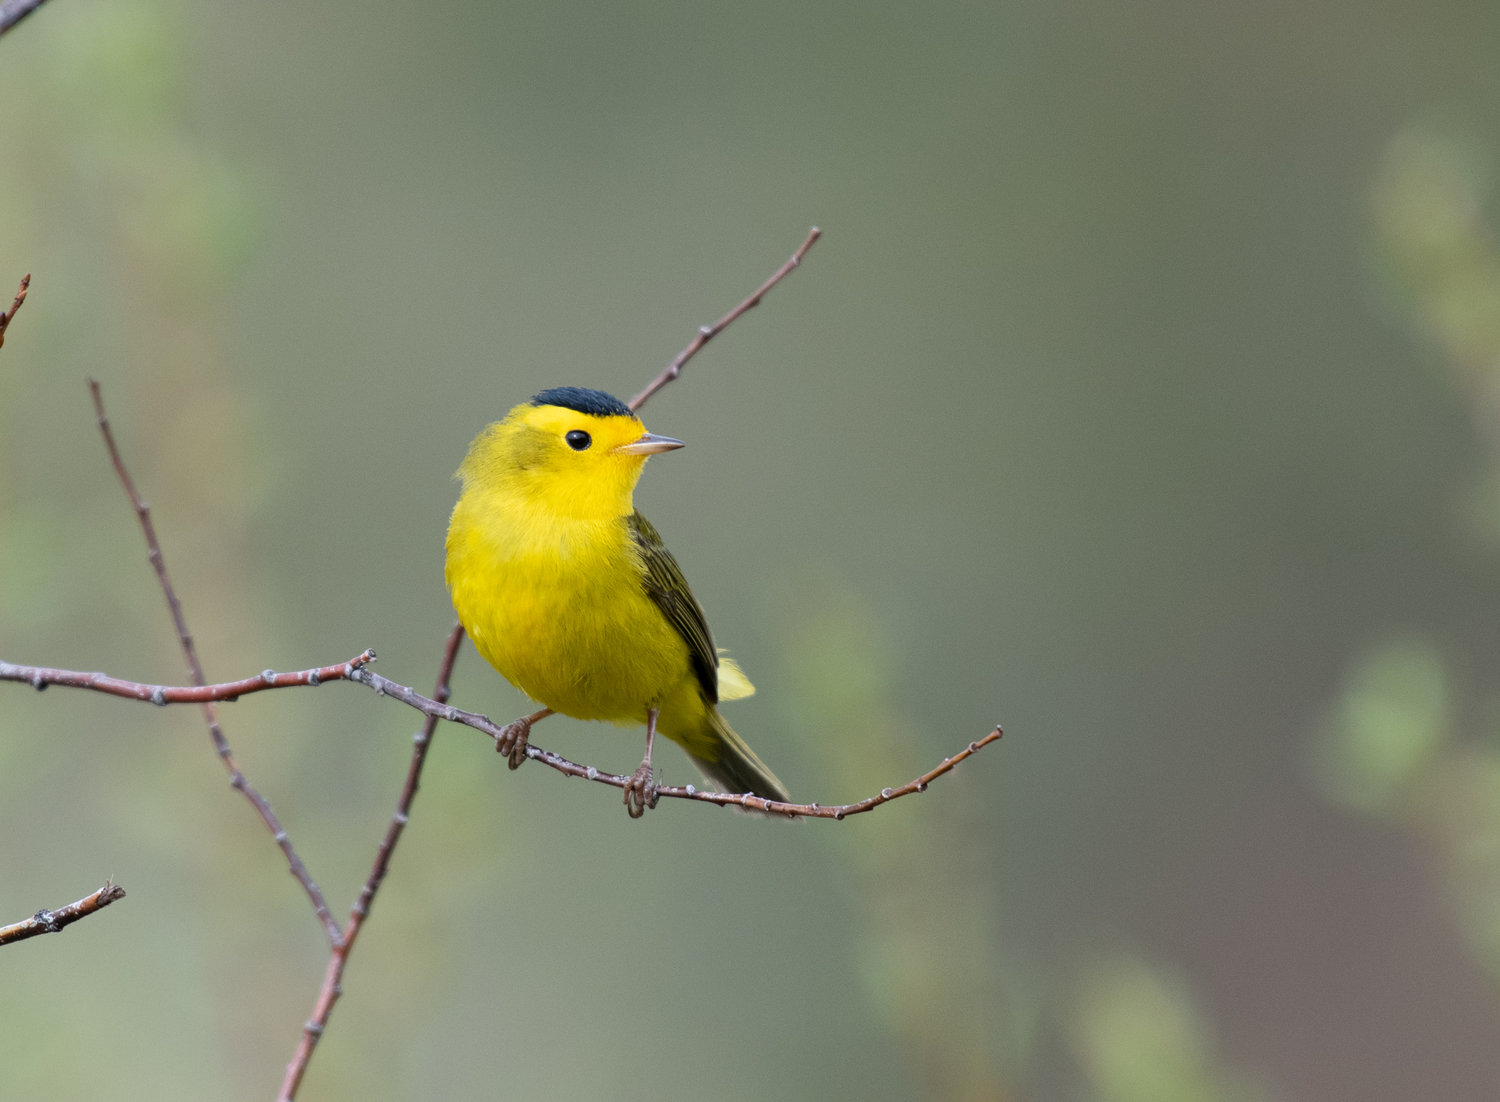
[0,882,126,947]
[0,651,377,703]
[2,642,998,818]
[278,622,465,1102]
[0,273,30,348]
[88,379,342,944]
[342,663,1001,819]
[0,0,50,38]
[628,227,821,412]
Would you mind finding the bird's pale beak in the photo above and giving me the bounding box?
[614,432,685,455]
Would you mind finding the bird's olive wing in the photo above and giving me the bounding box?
[627,510,718,703]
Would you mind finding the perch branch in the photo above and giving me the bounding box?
[278,622,465,1102]
[0,882,126,946]
[628,227,820,411]
[346,664,1001,818]
[0,273,29,348]
[2,649,1001,817]
[89,379,342,945]
[0,0,50,38]
[0,651,377,703]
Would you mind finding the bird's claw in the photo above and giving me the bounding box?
[496,717,532,770]
[623,761,658,819]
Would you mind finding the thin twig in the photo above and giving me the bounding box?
[628,227,821,412]
[0,273,30,348]
[0,651,377,703]
[344,664,1000,818]
[278,622,465,1102]
[88,379,343,945]
[0,882,126,946]
[0,0,49,38]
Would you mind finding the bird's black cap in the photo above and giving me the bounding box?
[530,387,634,418]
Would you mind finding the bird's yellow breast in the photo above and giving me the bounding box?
[445,486,691,724]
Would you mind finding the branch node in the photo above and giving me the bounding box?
[261,669,276,684]
[307,671,321,687]
[392,811,409,826]
[149,686,167,706]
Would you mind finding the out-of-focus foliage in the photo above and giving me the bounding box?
[1310,123,1500,990]
[1369,123,1500,545]
[1310,635,1451,815]
[1072,955,1268,1102]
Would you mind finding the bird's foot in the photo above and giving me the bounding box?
[623,760,659,819]
[496,718,531,768]
[496,708,552,770]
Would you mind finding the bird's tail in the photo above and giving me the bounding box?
[688,709,790,804]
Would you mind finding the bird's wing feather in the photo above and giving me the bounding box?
[627,510,718,703]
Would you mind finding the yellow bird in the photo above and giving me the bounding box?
[445,386,789,816]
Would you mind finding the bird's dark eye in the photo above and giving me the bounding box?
[565,430,592,451]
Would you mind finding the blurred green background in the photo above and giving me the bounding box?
[4,1,1500,1098]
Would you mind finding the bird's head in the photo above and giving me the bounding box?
[458,386,683,520]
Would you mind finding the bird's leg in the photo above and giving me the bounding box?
[623,707,661,819]
[496,707,552,769]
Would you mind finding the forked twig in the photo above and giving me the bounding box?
[0,882,127,946]
[88,379,342,945]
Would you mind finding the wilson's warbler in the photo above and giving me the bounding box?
[445,386,789,816]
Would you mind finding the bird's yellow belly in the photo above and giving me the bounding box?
[451,543,691,725]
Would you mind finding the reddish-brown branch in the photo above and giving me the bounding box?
[1,645,1000,818]
[628,228,821,412]
[0,0,49,38]
[0,273,29,348]
[344,663,1001,818]
[0,882,126,946]
[277,622,465,1102]
[88,379,343,945]
[0,651,377,703]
